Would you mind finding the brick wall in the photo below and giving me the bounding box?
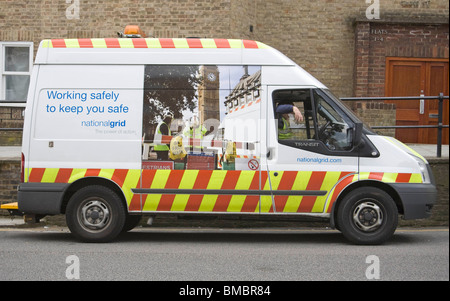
[0,1,448,144]
[1,0,448,98]
[0,107,24,145]
[354,21,449,97]
[0,160,20,210]
[348,101,396,136]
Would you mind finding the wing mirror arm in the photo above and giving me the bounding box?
[353,122,364,149]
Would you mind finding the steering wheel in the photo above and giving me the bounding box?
[318,120,331,139]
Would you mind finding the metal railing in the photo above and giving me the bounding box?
[1,94,449,157]
[341,93,449,157]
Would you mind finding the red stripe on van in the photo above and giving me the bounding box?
[159,38,175,48]
[214,39,231,48]
[243,40,258,48]
[326,172,355,213]
[369,172,384,181]
[84,169,101,177]
[184,170,213,211]
[213,171,241,212]
[140,169,157,210]
[297,171,327,212]
[186,38,203,48]
[55,168,73,183]
[129,195,141,212]
[112,169,129,187]
[28,168,46,182]
[274,171,297,212]
[240,171,260,212]
[396,173,412,183]
[104,38,121,48]
[157,170,185,211]
[78,39,93,48]
[51,39,66,48]
[131,38,148,48]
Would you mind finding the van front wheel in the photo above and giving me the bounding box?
[337,187,398,245]
[66,186,126,243]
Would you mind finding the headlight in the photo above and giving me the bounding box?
[412,155,432,184]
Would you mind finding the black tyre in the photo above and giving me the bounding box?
[336,187,398,245]
[66,185,126,243]
[122,214,142,232]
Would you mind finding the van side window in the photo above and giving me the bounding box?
[273,89,316,141]
[142,64,262,170]
[313,90,352,151]
[273,89,353,151]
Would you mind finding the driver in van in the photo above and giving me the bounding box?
[276,102,303,139]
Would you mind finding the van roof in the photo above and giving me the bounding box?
[35,38,297,66]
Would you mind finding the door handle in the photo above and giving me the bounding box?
[419,93,425,114]
[266,147,275,160]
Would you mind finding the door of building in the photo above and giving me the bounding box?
[385,58,449,144]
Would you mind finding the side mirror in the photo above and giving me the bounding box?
[353,122,364,148]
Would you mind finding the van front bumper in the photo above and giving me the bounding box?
[18,183,67,215]
[390,183,437,220]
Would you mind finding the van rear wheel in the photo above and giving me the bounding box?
[66,185,126,243]
[337,187,398,245]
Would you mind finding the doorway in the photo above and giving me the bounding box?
[385,58,449,144]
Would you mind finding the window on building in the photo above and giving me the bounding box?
[0,42,33,102]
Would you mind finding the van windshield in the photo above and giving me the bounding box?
[320,89,375,134]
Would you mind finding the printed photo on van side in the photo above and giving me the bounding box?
[141,65,261,171]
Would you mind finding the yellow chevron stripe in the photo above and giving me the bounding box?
[64,39,80,48]
[228,39,243,48]
[118,38,135,48]
[283,171,312,212]
[198,170,227,211]
[227,171,255,212]
[381,173,396,182]
[172,39,189,48]
[324,173,358,213]
[145,38,162,48]
[41,168,59,183]
[122,169,141,205]
[259,171,277,213]
[41,40,52,48]
[91,39,107,48]
[200,39,217,48]
[171,170,199,211]
[312,171,341,212]
[68,169,87,183]
[256,41,270,49]
[409,173,422,183]
[98,169,114,180]
[142,170,171,211]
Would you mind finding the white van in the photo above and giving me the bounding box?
[17,37,436,244]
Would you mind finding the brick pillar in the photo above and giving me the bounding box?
[354,21,370,98]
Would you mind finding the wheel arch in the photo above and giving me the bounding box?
[330,180,403,228]
[60,177,127,214]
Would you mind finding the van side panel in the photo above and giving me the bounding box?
[19,64,143,214]
[28,64,143,169]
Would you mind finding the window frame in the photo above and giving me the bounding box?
[273,88,362,156]
[0,41,33,104]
